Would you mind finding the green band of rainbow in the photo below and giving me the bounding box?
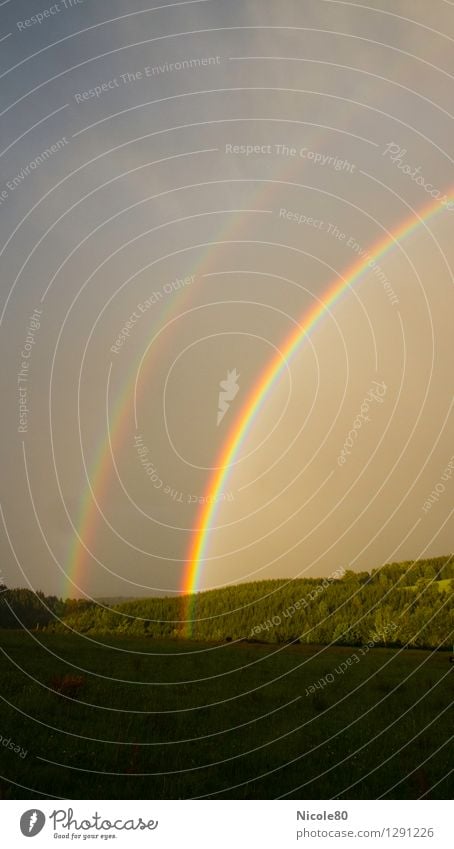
[182,193,452,630]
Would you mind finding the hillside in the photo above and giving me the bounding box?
[34,556,454,648]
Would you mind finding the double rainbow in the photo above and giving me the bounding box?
[65,192,450,611]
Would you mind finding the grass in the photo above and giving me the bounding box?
[0,631,452,799]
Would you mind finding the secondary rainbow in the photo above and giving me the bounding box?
[64,208,274,596]
[183,193,452,625]
[64,154,327,595]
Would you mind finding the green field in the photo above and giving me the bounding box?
[0,631,452,800]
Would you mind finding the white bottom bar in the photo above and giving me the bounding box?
[1,799,451,848]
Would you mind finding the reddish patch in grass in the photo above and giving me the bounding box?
[50,674,85,699]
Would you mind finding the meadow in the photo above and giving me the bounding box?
[0,630,452,800]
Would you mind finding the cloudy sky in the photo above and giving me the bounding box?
[0,0,453,599]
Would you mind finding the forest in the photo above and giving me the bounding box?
[1,555,452,649]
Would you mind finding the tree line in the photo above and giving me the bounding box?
[1,556,453,649]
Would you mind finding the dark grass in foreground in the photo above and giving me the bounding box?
[0,632,452,799]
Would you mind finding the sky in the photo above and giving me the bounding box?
[0,0,453,599]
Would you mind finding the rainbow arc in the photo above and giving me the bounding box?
[182,194,451,633]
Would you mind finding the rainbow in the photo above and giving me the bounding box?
[64,151,328,595]
[65,274,187,599]
[65,206,273,598]
[183,193,452,632]
[65,186,450,604]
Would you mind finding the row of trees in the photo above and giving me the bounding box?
[0,587,58,629]
[0,587,92,630]
[1,555,450,648]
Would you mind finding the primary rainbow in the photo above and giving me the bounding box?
[183,193,452,630]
